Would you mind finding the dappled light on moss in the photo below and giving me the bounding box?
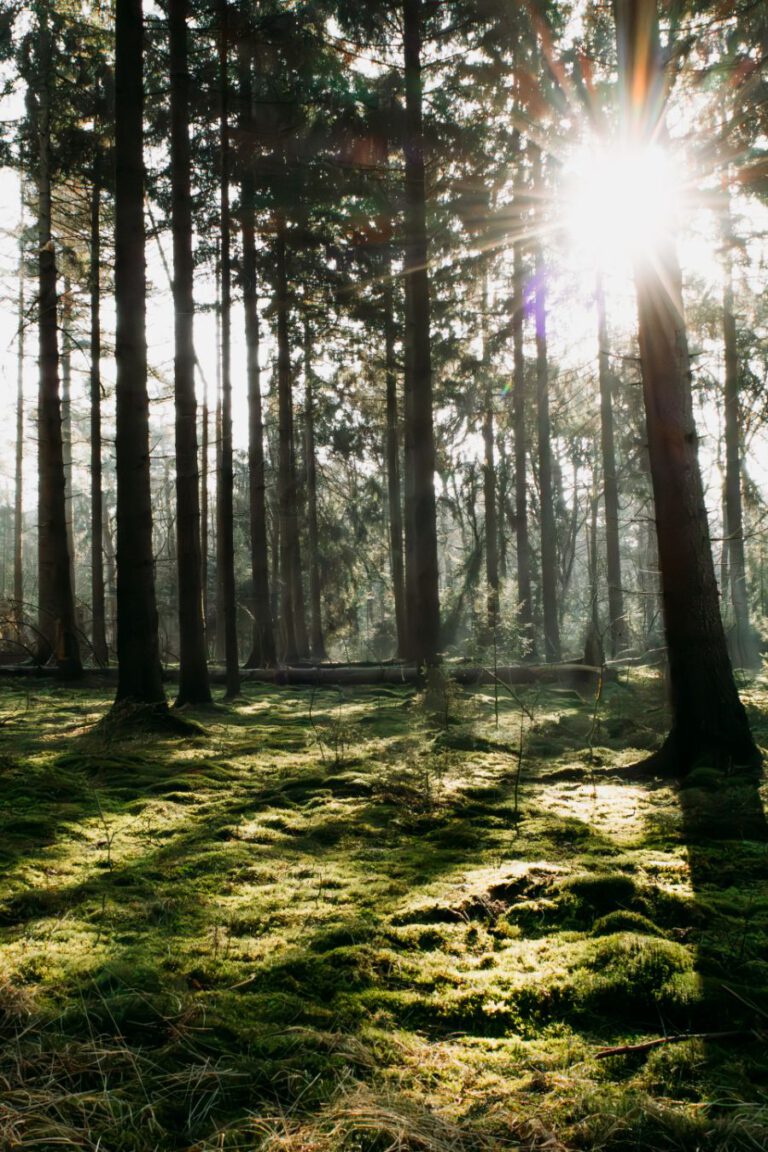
[0,676,766,1149]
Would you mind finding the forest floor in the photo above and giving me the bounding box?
[0,669,767,1151]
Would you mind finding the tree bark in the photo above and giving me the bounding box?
[216,0,240,698]
[303,320,327,659]
[14,218,24,641]
[511,135,535,657]
[170,0,212,705]
[35,3,81,675]
[383,247,407,657]
[721,189,759,669]
[402,0,440,668]
[60,276,76,603]
[596,269,628,656]
[89,178,108,666]
[481,272,499,641]
[275,215,303,663]
[113,0,164,703]
[239,27,276,669]
[615,0,758,771]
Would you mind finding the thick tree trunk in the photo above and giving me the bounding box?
[721,193,759,670]
[303,322,327,660]
[596,269,628,656]
[35,4,81,676]
[383,251,407,657]
[89,179,108,666]
[240,30,276,669]
[402,0,440,668]
[616,0,758,771]
[216,0,240,698]
[170,0,212,705]
[113,0,164,703]
[532,147,561,664]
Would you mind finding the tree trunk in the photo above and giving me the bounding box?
[214,255,225,662]
[303,320,327,659]
[216,0,240,698]
[615,0,758,771]
[61,276,76,602]
[402,0,440,668]
[721,189,759,669]
[14,220,24,641]
[170,0,212,705]
[532,146,561,664]
[275,215,302,663]
[596,269,628,656]
[89,178,108,666]
[239,27,276,669]
[383,248,407,657]
[35,3,81,675]
[511,137,534,657]
[113,0,164,703]
[481,273,499,641]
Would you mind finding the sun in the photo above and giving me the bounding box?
[562,137,684,275]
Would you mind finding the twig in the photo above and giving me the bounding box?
[595,1029,758,1059]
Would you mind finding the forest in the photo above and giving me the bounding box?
[0,0,767,1148]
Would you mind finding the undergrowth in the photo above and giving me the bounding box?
[0,671,766,1150]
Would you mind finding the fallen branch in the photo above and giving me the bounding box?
[595,1029,757,1059]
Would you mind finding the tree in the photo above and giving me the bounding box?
[169,0,212,705]
[615,0,759,771]
[31,2,81,674]
[113,0,165,705]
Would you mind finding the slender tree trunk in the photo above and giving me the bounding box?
[216,0,240,697]
[596,270,627,656]
[170,0,211,705]
[721,189,759,669]
[89,179,108,666]
[239,27,276,669]
[615,0,757,770]
[303,320,326,660]
[201,349,209,634]
[113,0,164,703]
[61,276,76,602]
[35,3,81,675]
[14,223,24,640]
[532,146,561,663]
[481,273,499,642]
[383,249,407,656]
[402,0,440,668]
[275,216,300,663]
[511,151,534,657]
[214,255,225,662]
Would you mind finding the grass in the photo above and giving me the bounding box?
[0,671,766,1150]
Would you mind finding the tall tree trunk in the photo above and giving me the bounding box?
[214,255,225,662]
[89,178,108,665]
[14,220,24,640]
[595,270,627,656]
[532,146,561,663]
[275,215,300,663]
[721,188,759,669]
[615,0,757,771]
[402,0,440,668]
[239,26,276,669]
[201,347,210,636]
[170,0,211,705]
[511,138,534,657]
[303,320,326,660]
[481,273,499,642]
[61,275,76,602]
[113,0,164,703]
[216,0,240,697]
[383,248,407,657]
[35,3,81,675]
